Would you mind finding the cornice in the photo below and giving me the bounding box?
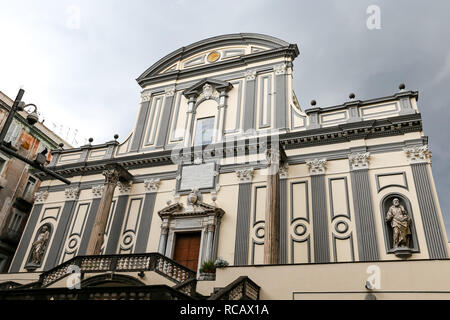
[35,113,422,181]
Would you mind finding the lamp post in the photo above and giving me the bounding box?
[0,89,70,185]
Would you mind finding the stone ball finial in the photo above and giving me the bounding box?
[58,143,64,149]
[310,100,316,106]
[88,137,94,144]
[399,83,406,90]
[349,93,355,99]
[114,134,119,140]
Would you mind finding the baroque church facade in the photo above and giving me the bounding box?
[1,33,449,300]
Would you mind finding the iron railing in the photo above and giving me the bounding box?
[39,252,197,287]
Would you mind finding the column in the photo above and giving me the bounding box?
[307,158,330,263]
[158,224,169,255]
[349,152,379,261]
[85,167,120,256]
[205,224,215,262]
[264,149,280,265]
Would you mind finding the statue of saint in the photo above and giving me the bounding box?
[385,198,411,248]
[30,226,50,265]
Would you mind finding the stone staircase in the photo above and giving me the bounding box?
[0,253,260,300]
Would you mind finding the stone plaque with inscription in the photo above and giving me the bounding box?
[179,162,215,191]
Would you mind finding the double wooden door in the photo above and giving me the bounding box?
[172,232,201,271]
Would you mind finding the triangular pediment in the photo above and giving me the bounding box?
[158,200,225,219]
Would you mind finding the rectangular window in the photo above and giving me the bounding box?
[193,117,215,146]
[23,176,37,199]
[8,210,25,232]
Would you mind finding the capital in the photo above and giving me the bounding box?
[348,152,370,170]
[102,168,120,184]
[404,145,431,164]
[236,168,254,182]
[306,158,327,175]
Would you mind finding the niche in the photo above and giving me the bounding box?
[380,193,419,258]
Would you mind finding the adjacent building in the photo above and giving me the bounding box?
[0,91,70,273]
[0,33,449,300]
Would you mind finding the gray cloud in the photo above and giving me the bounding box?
[1,0,449,237]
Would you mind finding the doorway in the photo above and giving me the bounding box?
[172,231,201,271]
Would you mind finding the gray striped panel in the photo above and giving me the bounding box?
[311,175,330,263]
[130,101,150,152]
[104,195,129,254]
[134,193,157,253]
[350,169,379,261]
[44,200,77,270]
[411,163,447,259]
[77,198,101,256]
[243,80,256,130]
[275,73,287,129]
[234,183,252,265]
[156,95,175,147]
[280,178,287,264]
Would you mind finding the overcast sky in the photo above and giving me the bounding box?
[1,0,450,237]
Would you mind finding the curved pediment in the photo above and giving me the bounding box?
[136,33,296,86]
[158,190,225,219]
[183,78,233,98]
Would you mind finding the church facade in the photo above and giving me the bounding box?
[1,33,449,300]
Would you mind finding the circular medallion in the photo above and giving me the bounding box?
[207,51,220,63]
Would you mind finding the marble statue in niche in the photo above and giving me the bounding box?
[30,225,50,265]
[385,198,411,248]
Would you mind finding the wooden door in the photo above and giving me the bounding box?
[172,232,201,271]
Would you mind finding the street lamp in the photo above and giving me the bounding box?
[0,89,70,185]
[18,102,39,126]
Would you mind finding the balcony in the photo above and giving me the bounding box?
[0,228,21,245]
